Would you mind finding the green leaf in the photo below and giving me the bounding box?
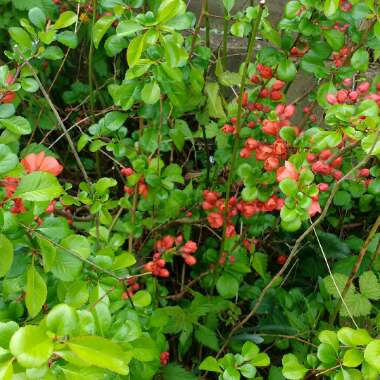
[14,172,63,202]
[0,104,15,118]
[67,336,130,375]
[205,82,226,119]
[157,0,182,24]
[223,0,234,13]
[95,177,117,194]
[323,273,354,297]
[132,290,152,308]
[342,293,372,317]
[317,343,337,364]
[240,363,257,378]
[141,81,161,104]
[361,132,380,155]
[231,21,248,37]
[359,271,380,300]
[127,34,145,67]
[42,46,64,60]
[223,367,240,380]
[54,11,77,29]
[241,186,258,201]
[93,16,116,48]
[0,144,18,174]
[46,304,78,336]
[37,237,56,272]
[57,30,78,48]
[364,340,380,371]
[199,356,222,373]
[252,251,268,278]
[374,20,380,39]
[60,235,91,260]
[9,326,53,368]
[0,234,13,278]
[285,1,302,18]
[0,116,32,135]
[337,327,372,346]
[279,178,298,196]
[161,363,198,380]
[28,7,46,29]
[251,352,270,367]
[116,20,144,37]
[216,273,239,298]
[9,27,32,49]
[282,354,308,380]
[194,325,219,351]
[323,29,344,51]
[351,48,369,72]
[333,190,351,206]
[0,321,19,348]
[25,265,47,318]
[343,348,363,367]
[242,341,259,360]
[0,359,13,380]
[324,0,339,17]
[21,77,39,92]
[319,331,339,350]
[277,59,297,82]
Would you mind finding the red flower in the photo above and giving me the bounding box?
[276,161,299,182]
[46,200,57,214]
[160,352,170,366]
[309,200,321,217]
[21,151,63,176]
[11,198,26,214]
[264,156,280,172]
[1,177,19,197]
[181,240,197,255]
[208,212,224,229]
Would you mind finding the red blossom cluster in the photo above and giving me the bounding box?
[203,190,238,237]
[290,46,308,57]
[339,0,352,12]
[238,195,284,218]
[333,21,349,33]
[219,252,235,266]
[0,73,16,104]
[122,167,149,198]
[121,276,140,299]
[160,352,170,366]
[144,252,170,278]
[144,235,198,277]
[326,81,380,106]
[203,189,284,233]
[332,47,350,67]
[307,149,343,180]
[258,80,285,101]
[180,240,198,266]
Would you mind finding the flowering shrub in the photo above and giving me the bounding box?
[0,0,380,378]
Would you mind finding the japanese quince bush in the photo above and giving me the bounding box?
[0,0,380,379]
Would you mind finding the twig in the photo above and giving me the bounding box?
[21,224,133,281]
[313,223,358,328]
[24,61,92,186]
[329,215,380,325]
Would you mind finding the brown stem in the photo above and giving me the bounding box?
[329,215,380,325]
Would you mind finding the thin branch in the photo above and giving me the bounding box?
[21,224,137,281]
[329,215,380,325]
[24,61,92,186]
